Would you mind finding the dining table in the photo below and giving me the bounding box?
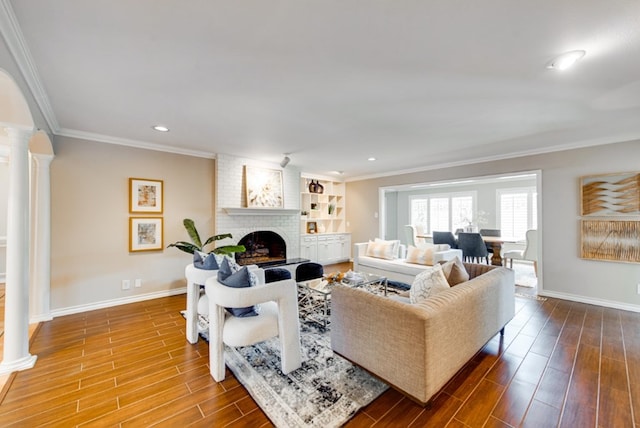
[417,234,519,266]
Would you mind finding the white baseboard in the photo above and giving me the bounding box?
[539,289,640,313]
[50,287,187,319]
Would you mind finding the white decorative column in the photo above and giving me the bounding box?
[30,152,54,322]
[0,126,37,374]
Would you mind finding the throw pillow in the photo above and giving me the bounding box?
[219,266,259,317]
[217,256,242,282]
[440,256,470,286]
[366,240,395,260]
[405,245,435,265]
[193,251,219,270]
[374,238,400,257]
[433,244,451,251]
[409,264,450,304]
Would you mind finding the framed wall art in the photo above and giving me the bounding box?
[580,172,640,216]
[580,219,640,263]
[129,217,164,252]
[129,178,164,214]
[244,166,284,208]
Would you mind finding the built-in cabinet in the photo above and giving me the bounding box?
[300,233,351,265]
[300,176,350,265]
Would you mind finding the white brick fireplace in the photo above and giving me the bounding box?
[215,153,301,259]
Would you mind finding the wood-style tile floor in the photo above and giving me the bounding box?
[0,290,639,427]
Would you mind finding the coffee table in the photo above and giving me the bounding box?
[297,271,388,328]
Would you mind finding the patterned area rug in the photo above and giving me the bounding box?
[182,311,388,427]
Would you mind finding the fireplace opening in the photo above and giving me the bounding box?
[235,231,286,267]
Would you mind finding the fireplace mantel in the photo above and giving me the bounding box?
[222,207,300,216]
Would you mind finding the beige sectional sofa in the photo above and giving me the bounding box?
[353,240,464,284]
[330,263,515,405]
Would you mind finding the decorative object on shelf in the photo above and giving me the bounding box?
[301,211,308,219]
[129,178,163,214]
[311,203,318,210]
[129,217,163,252]
[580,172,640,216]
[244,166,284,208]
[167,218,246,256]
[307,221,317,234]
[580,219,640,263]
[318,223,326,234]
[328,204,335,215]
[308,179,324,194]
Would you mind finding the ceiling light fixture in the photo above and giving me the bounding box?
[152,125,170,132]
[368,157,376,161]
[547,50,586,71]
[280,154,291,168]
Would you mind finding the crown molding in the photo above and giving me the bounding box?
[56,128,216,159]
[0,0,59,132]
[345,136,640,182]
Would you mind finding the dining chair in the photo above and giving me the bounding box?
[456,232,490,264]
[503,229,538,276]
[432,231,458,249]
[404,225,417,247]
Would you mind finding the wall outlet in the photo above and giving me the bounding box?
[122,279,131,290]
[135,279,142,288]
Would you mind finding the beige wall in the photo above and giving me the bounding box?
[50,136,215,313]
[347,140,640,311]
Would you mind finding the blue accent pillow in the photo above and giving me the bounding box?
[193,251,219,270]
[219,266,258,317]
[217,256,242,282]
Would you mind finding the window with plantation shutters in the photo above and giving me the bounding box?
[410,192,476,234]
[498,187,537,240]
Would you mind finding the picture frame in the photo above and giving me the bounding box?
[129,217,164,252]
[307,221,317,234]
[580,172,640,216]
[129,178,164,214]
[244,166,284,208]
[580,219,640,263]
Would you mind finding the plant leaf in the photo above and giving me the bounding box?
[202,233,233,249]
[167,242,199,254]
[183,219,202,249]
[213,245,246,255]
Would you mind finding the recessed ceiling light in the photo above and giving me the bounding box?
[152,125,170,132]
[368,157,376,161]
[547,50,586,71]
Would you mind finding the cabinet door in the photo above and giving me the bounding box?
[339,234,351,261]
[300,236,318,262]
[317,236,331,264]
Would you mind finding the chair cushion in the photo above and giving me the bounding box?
[193,251,220,270]
[219,266,259,317]
[409,264,450,304]
[439,257,470,286]
[223,301,279,347]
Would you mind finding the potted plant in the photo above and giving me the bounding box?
[167,218,245,256]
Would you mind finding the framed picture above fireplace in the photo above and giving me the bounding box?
[244,166,284,208]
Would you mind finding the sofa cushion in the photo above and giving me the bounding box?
[440,257,470,286]
[410,264,450,304]
[358,255,431,277]
[366,239,396,260]
[406,245,435,265]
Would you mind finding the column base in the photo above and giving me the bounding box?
[0,354,37,375]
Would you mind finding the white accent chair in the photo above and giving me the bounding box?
[205,268,302,382]
[503,229,538,276]
[185,264,218,344]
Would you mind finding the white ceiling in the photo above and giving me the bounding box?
[3,0,640,179]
